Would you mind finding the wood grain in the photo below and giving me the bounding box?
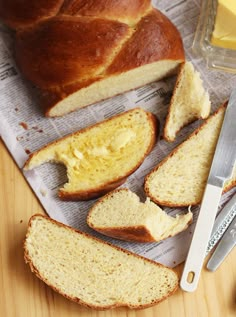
[0,139,235,317]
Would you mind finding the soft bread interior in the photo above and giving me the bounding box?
[87,189,192,242]
[164,61,211,142]
[24,109,156,197]
[48,60,181,117]
[145,106,236,206]
[24,215,178,309]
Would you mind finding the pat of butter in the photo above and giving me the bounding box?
[211,0,236,50]
[73,149,83,159]
[88,146,109,156]
[110,129,136,151]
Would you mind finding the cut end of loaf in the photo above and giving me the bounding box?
[24,108,158,200]
[87,188,193,242]
[45,60,182,117]
[24,214,179,309]
[164,61,211,142]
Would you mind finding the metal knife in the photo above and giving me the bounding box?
[206,192,236,255]
[180,90,236,292]
[207,215,236,271]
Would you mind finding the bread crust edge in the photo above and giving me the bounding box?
[87,188,193,242]
[24,108,159,201]
[163,62,211,142]
[24,213,179,310]
[145,102,235,207]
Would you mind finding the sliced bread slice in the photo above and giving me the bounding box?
[87,188,193,242]
[24,108,158,200]
[164,61,211,142]
[24,214,179,310]
[145,103,236,207]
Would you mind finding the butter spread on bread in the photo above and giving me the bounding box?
[87,188,193,243]
[24,108,158,200]
[24,214,179,310]
[145,103,236,207]
[0,0,184,117]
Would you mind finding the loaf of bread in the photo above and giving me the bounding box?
[24,108,158,200]
[24,214,179,309]
[0,0,184,117]
[145,103,236,207]
[164,61,211,142]
[87,188,193,243]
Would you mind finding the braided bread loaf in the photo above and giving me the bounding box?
[0,0,184,117]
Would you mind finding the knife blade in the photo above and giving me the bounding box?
[207,215,236,271]
[206,192,236,255]
[180,90,236,292]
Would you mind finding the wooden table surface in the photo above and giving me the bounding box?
[0,139,235,317]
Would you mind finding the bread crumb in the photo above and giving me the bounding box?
[40,188,47,197]
[19,122,28,130]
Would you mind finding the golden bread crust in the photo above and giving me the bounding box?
[58,177,127,201]
[0,0,64,30]
[61,0,151,24]
[0,0,184,116]
[89,225,157,243]
[0,0,151,29]
[15,16,130,88]
[163,62,186,142]
[107,9,184,74]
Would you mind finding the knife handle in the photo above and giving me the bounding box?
[180,184,223,292]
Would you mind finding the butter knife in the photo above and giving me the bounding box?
[207,215,236,271]
[180,91,236,292]
[206,192,236,254]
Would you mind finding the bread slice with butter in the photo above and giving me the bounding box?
[24,214,179,310]
[87,188,193,242]
[24,108,158,200]
[164,61,211,142]
[145,103,236,207]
